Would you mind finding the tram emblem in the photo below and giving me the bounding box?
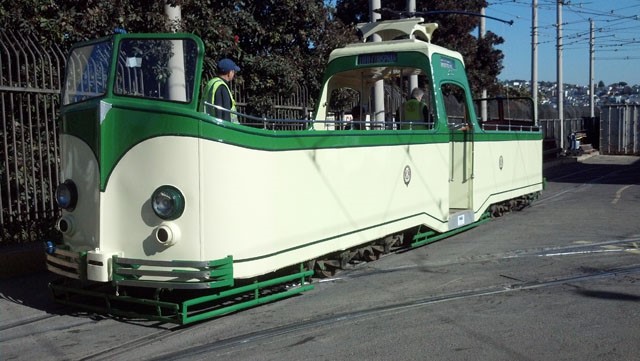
[403,165,412,186]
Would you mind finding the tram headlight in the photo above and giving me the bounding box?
[55,180,78,211]
[151,185,185,220]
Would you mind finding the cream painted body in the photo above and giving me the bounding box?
[200,139,451,278]
[102,136,452,278]
[472,139,543,210]
[100,136,201,263]
[62,131,541,281]
[58,135,100,252]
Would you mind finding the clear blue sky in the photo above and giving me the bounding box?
[485,0,640,86]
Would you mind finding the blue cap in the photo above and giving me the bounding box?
[217,58,240,73]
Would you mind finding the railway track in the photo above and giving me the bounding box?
[75,238,640,361]
[144,263,640,361]
[315,236,640,280]
[0,314,58,334]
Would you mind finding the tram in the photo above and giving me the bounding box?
[46,18,542,324]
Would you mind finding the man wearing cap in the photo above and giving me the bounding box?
[201,58,240,123]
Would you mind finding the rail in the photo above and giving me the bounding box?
[205,103,547,132]
[204,102,432,131]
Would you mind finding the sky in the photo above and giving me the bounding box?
[484,0,640,86]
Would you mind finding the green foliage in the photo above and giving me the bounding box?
[182,0,354,115]
[0,0,354,116]
[1,0,505,110]
[0,1,173,48]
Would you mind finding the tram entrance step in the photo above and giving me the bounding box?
[448,209,474,229]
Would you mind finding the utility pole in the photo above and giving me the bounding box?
[407,0,418,92]
[589,18,595,118]
[557,0,564,150]
[370,0,385,128]
[531,0,538,125]
[479,7,487,122]
[165,4,186,102]
[164,4,181,32]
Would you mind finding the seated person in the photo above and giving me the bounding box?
[348,105,364,130]
[399,87,430,130]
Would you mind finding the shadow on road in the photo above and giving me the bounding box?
[544,155,640,185]
[575,288,640,302]
[0,271,62,313]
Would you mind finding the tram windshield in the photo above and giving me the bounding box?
[63,37,199,106]
[114,38,198,103]
[63,40,113,105]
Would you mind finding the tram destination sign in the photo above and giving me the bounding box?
[357,52,397,65]
[440,56,457,70]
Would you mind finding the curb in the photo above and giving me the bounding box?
[543,150,600,170]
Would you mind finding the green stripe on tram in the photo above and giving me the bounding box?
[61,97,541,191]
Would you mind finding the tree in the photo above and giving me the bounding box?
[0,1,176,48]
[2,0,506,111]
[1,0,354,116]
[182,0,353,115]
[335,0,504,97]
[598,80,605,89]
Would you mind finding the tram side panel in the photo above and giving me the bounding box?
[198,134,451,279]
[472,136,543,213]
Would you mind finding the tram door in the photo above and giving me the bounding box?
[442,83,474,216]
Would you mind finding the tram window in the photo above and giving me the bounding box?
[441,83,470,129]
[324,67,432,130]
[114,39,198,103]
[63,41,113,105]
[328,87,361,129]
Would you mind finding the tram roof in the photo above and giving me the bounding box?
[327,18,465,66]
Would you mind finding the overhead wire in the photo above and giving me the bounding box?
[490,1,640,61]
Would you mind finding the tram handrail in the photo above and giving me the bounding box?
[204,103,538,132]
[204,102,400,130]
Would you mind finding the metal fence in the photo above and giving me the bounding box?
[1,31,65,243]
[1,32,315,245]
[539,117,588,151]
[600,105,640,155]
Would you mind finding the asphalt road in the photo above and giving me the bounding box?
[1,155,639,361]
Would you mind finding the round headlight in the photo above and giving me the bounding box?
[151,185,185,220]
[55,180,78,211]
